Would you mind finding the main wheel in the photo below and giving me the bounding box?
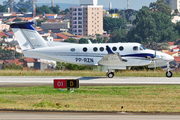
[108,72,114,78]
[166,71,173,78]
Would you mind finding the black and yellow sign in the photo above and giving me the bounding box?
[67,79,79,88]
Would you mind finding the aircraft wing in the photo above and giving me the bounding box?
[98,46,127,66]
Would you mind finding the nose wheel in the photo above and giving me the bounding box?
[166,71,173,78]
[166,62,173,78]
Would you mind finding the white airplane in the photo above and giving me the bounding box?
[7,21,174,78]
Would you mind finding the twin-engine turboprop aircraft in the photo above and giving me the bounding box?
[7,22,174,78]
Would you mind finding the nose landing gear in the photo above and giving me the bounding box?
[166,62,173,78]
[166,71,173,78]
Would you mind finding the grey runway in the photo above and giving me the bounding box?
[0,76,180,87]
[0,111,180,120]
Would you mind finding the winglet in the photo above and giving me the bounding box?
[8,21,35,31]
[106,45,114,54]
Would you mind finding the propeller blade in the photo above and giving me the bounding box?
[154,59,156,71]
[154,45,157,71]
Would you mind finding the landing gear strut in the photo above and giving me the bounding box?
[107,70,114,78]
[166,62,173,78]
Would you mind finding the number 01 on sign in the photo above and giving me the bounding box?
[54,79,79,89]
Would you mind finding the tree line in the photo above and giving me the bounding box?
[36,5,69,15]
[103,0,180,47]
[0,3,69,15]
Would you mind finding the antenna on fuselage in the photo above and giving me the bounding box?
[88,40,92,44]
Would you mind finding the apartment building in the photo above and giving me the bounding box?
[167,0,180,11]
[70,0,103,36]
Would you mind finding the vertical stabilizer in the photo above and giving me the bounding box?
[8,22,47,50]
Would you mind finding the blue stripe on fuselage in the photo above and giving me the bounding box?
[121,53,154,58]
[10,22,35,31]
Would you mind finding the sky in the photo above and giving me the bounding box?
[0,0,157,10]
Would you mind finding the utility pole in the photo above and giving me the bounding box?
[33,0,36,18]
[11,0,13,13]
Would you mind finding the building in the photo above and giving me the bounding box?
[168,0,180,11]
[45,14,57,19]
[167,41,179,49]
[171,14,179,23]
[8,17,33,22]
[0,24,10,32]
[172,46,180,52]
[70,0,103,36]
[109,2,112,10]
[41,20,69,33]
[166,52,179,57]
[24,58,37,68]
[53,33,70,40]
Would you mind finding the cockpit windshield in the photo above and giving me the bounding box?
[140,45,146,50]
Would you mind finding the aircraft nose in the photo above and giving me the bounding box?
[169,55,174,62]
[163,54,174,62]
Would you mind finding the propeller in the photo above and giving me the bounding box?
[145,43,162,69]
[148,43,157,71]
[153,49,156,71]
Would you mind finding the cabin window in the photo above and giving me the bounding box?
[119,46,124,51]
[93,47,98,52]
[83,47,88,52]
[70,48,75,52]
[133,46,138,51]
[100,47,104,52]
[112,47,117,51]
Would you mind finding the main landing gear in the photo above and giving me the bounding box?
[107,70,114,78]
[166,62,173,78]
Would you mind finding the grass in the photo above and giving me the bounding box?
[0,70,180,77]
[0,85,180,113]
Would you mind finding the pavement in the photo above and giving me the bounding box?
[0,76,180,87]
[0,111,180,120]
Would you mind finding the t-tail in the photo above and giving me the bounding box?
[7,21,47,50]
